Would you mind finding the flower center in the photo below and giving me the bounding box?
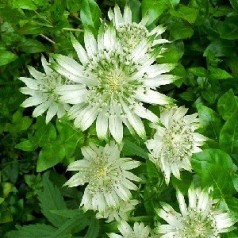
[162,121,193,163]
[117,23,148,50]
[182,208,218,237]
[105,69,125,93]
[39,73,67,102]
[97,167,107,178]
[86,51,141,104]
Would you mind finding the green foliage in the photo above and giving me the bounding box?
[1,0,238,236]
[192,149,235,195]
[80,0,101,31]
[220,110,238,156]
[6,174,99,238]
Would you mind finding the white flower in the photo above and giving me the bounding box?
[108,5,169,53]
[108,221,151,238]
[156,187,235,238]
[146,106,206,184]
[53,27,175,142]
[65,142,141,213]
[19,56,70,123]
[96,199,139,222]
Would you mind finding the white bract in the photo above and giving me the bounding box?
[96,199,139,222]
[19,56,70,123]
[53,27,175,142]
[108,5,169,53]
[157,187,235,238]
[65,142,141,213]
[108,221,151,238]
[146,106,206,184]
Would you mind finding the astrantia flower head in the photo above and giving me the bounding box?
[96,199,139,222]
[53,27,176,142]
[108,5,169,53]
[108,221,151,238]
[19,56,70,123]
[65,142,141,213]
[146,106,206,184]
[156,187,235,237]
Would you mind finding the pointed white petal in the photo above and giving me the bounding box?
[135,89,173,105]
[32,101,51,117]
[84,31,97,57]
[60,89,88,104]
[46,103,58,123]
[144,75,178,87]
[113,5,123,26]
[109,115,123,143]
[71,35,89,64]
[121,100,146,138]
[176,190,187,216]
[54,54,84,77]
[123,5,132,23]
[134,104,158,122]
[28,66,45,80]
[80,106,98,131]
[21,96,44,107]
[41,55,52,75]
[19,77,38,90]
[96,111,108,139]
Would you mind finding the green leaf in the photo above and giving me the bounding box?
[230,0,238,12]
[168,0,180,7]
[141,0,167,25]
[0,197,4,204]
[19,39,46,53]
[15,140,35,151]
[11,0,38,10]
[37,143,66,172]
[170,20,194,40]
[208,67,233,80]
[85,218,99,238]
[6,224,58,238]
[217,90,238,120]
[196,104,222,140]
[203,40,235,58]
[170,5,198,24]
[192,149,234,194]
[158,42,184,63]
[218,16,238,40]
[38,174,67,227]
[56,121,84,157]
[188,67,207,77]
[33,118,57,147]
[48,213,89,238]
[220,110,238,155]
[122,139,148,159]
[66,0,81,12]
[80,0,101,30]
[0,51,17,66]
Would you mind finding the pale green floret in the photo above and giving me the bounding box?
[108,221,151,238]
[108,5,168,54]
[146,106,207,184]
[157,187,235,238]
[96,199,139,222]
[52,27,175,142]
[65,142,141,214]
[19,56,70,123]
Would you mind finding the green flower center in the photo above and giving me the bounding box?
[38,73,66,102]
[182,208,218,238]
[162,120,194,163]
[86,51,141,102]
[117,23,148,50]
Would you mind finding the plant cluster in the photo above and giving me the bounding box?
[1,0,238,237]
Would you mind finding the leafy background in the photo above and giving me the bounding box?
[1,0,238,237]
